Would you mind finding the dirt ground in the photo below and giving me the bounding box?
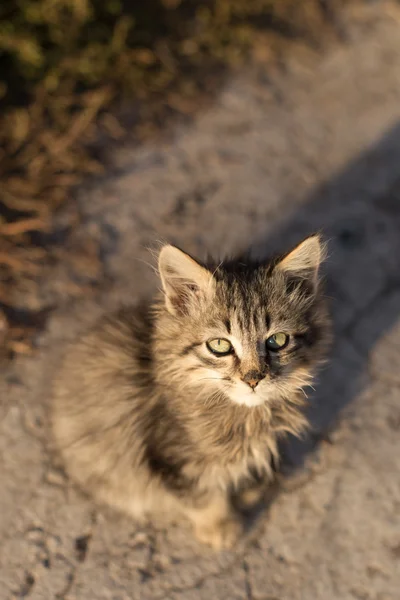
[1,3,400,599]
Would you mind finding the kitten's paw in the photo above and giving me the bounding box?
[195,516,243,550]
[236,484,266,511]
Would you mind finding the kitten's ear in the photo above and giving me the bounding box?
[275,235,326,286]
[158,245,213,315]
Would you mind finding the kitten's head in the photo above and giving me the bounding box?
[155,236,330,408]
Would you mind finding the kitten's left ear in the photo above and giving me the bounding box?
[275,235,326,287]
[158,245,213,315]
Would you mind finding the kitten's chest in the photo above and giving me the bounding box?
[196,416,276,488]
[200,438,274,491]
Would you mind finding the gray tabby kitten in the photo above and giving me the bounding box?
[51,236,330,549]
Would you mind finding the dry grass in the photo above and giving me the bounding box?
[0,0,349,357]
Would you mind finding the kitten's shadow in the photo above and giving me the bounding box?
[251,121,400,476]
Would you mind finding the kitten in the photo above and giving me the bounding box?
[51,235,330,549]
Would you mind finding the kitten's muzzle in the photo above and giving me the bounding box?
[241,370,265,390]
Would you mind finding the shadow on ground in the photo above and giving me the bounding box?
[252,121,400,472]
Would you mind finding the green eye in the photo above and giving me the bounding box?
[206,338,233,356]
[266,333,289,351]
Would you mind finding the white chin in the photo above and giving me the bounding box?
[228,390,265,408]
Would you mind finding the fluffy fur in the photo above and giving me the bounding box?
[51,236,330,549]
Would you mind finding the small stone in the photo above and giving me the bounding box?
[44,468,67,487]
[129,531,149,547]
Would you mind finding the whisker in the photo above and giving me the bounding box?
[196,377,231,383]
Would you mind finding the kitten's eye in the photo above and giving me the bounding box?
[206,338,233,356]
[266,333,289,351]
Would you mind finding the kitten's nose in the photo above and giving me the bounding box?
[242,371,263,390]
[246,379,260,390]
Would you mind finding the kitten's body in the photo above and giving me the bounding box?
[52,238,330,548]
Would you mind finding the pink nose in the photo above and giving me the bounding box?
[243,378,260,390]
[242,371,264,389]
[247,379,259,389]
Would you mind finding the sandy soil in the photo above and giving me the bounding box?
[1,3,400,599]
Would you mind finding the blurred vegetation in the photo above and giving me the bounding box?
[0,0,346,287]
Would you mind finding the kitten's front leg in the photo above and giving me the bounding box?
[185,492,243,550]
[150,454,243,549]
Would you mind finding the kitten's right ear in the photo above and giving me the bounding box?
[158,245,213,316]
[275,235,326,288]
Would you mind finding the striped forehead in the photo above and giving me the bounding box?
[227,291,268,340]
